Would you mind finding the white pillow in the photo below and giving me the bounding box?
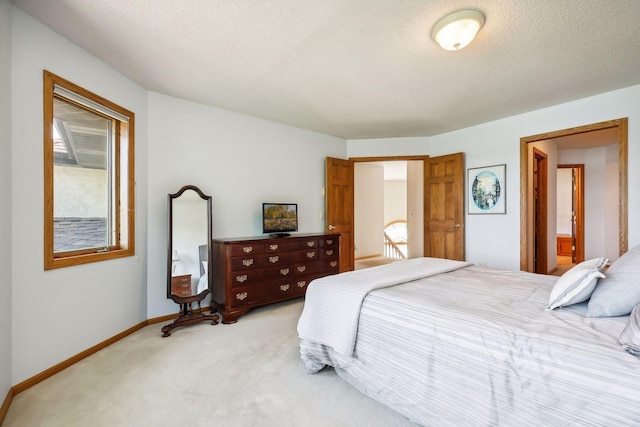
[619,304,640,356]
[546,257,608,310]
[587,245,640,317]
[202,260,208,271]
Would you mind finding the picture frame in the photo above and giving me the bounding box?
[467,164,506,214]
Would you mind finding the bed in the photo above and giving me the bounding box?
[297,256,640,426]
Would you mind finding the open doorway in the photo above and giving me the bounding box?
[556,165,584,275]
[327,153,464,271]
[520,118,628,273]
[353,160,423,269]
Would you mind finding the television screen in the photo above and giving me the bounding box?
[262,203,298,236]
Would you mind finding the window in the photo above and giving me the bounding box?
[43,70,135,269]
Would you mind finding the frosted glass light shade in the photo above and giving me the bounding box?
[431,10,485,51]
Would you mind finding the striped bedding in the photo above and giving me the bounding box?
[298,262,640,426]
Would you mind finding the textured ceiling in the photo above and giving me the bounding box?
[11,0,640,139]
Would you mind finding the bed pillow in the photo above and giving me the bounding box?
[587,245,640,318]
[619,304,640,356]
[546,257,608,310]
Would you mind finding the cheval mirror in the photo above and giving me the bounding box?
[162,185,219,337]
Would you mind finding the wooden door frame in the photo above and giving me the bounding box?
[520,118,628,271]
[350,155,430,257]
[533,148,548,274]
[558,164,585,264]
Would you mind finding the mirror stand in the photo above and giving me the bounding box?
[161,300,219,337]
[162,185,219,337]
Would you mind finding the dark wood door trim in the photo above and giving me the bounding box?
[533,148,548,274]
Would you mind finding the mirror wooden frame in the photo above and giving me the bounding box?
[162,184,219,337]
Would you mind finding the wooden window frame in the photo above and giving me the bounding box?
[43,70,135,270]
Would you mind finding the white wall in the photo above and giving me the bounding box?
[0,0,13,404]
[407,161,424,258]
[556,168,572,235]
[347,84,640,270]
[10,8,149,384]
[146,92,346,318]
[559,145,619,261]
[355,163,384,258]
[384,180,406,225]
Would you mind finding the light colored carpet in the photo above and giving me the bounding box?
[354,256,398,270]
[4,300,417,427]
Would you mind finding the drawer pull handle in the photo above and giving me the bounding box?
[270,244,278,250]
[242,259,254,267]
[243,246,253,253]
[325,250,333,256]
[236,274,248,283]
[326,240,333,245]
[236,292,247,301]
[181,283,189,288]
[306,252,315,258]
[269,256,279,263]
[297,266,306,273]
[330,261,338,268]
[280,268,290,276]
[297,281,307,288]
[280,284,290,292]
[307,241,315,247]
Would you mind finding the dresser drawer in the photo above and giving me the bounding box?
[292,249,318,262]
[293,260,338,275]
[263,251,296,266]
[229,255,264,270]
[229,286,265,308]
[320,236,339,248]
[292,277,311,296]
[264,240,298,253]
[229,243,264,256]
[229,269,263,287]
[263,279,295,300]
[263,265,294,280]
[319,247,337,259]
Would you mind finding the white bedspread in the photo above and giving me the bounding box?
[297,257,471,358]
[299,263,640,426]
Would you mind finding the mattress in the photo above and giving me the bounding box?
[298,263,640,426]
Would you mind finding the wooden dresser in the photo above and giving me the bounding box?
[211,233,340,323]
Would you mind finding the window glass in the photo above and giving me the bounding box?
[44,71,135,269]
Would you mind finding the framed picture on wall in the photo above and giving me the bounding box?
[468,164,506,214]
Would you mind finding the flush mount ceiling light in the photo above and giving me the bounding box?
[431,9,485,51]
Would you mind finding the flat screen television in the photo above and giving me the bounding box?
[262,203,298,237]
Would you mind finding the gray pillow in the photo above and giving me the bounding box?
[619,304,640,356]
[587,245,640,317]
